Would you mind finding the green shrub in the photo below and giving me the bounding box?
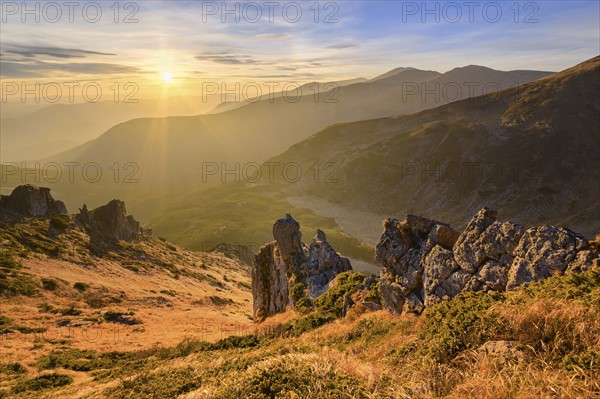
[0,272,38,297]
[0,252,21,270]
[363,275,382,304]
[314,271,366,317]
[0,362,27,375]
[11,373,73,393]
[211,355,366,399]
[266,313,336,338]
[103,311,125,322]
[41,277,58,291]
[102,311,140,325]
[73,282,88,292]
[38,349,137,372]
[508,269,600,306]
[156,335,261,360]
[49,215,69,230]
[211,334,260,350]
[59,305,82,316]
[420,291,507,362]
[345,317,403,344]
[209,295,234,306]
[290,282,312,313]
[12,325,46,334]
[38,302,55,313]
[109,367,202,399]
[0,315,11,326]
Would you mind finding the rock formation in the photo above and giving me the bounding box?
[252,214,352,321]
[75,199,147,242]
[0,185,67,219]
[376,207,599,314]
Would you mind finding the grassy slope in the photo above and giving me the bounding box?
[0,215,253,397]
[0,270,598,398]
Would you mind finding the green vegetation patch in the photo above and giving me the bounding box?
[109,367,202,399]
[0,362,27,375]
[211,354,367,399]
[290,282,312,314]
[314,271,367,317]
[420,291,507,362]
[11,373,73,393]
[508,269,600,307]
[0,252,39,297]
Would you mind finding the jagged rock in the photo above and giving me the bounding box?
[75,200,146,242]
[402,292,425,314]
[453,208,524,273]
[252,243,289,321]
[439,269,471,298]
[376,214,459,314]
[378,273,407,314]
[428,224,461,250]
[422,245,459,306]
[506,226,582,289]
[272,214,304,275]
[453,208,498,272]
[305,229,352,297]
[0,185,67,219]
[375,207,599,315]
[566,250,600,274]
[251,214,352,321]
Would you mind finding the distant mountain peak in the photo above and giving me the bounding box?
[371,66,438,81]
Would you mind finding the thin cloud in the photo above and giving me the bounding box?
[195,54,270,65]
[326,43,358,49]
[2,45,116,59]
[0,60,142,78]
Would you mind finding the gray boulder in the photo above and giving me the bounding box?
[75,200,146,242]
[0,185,67,219]
[375,207,599,315]
[506,226,583,289]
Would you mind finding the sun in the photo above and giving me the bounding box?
[162,71,173,84]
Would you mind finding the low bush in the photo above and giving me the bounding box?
[314,271,366,317]
[11,373,73,393]
[420,291,507,362]
[109,367,202,399]
[49,215,69,230]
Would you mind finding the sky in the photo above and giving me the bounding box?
[1,0,599,100]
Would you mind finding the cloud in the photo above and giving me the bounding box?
[0,60,142,78]
[195,54,270,65]
[326,43,358,49]
[2,45,116,59]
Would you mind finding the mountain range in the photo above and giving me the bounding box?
[145,56,599,265]
[2,58,597,271]
[35,65,551,187]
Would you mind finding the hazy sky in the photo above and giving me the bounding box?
[1,0,599,98]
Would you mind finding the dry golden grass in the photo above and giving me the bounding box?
[0,237,253,378]
[1,218,598,398]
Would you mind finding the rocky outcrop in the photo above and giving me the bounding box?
[305,229,352,298]
[376,207,599,314]
[251,214,352,321]
[75,200,147,242]
[0,185,67,219]
[376,215,460,314]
